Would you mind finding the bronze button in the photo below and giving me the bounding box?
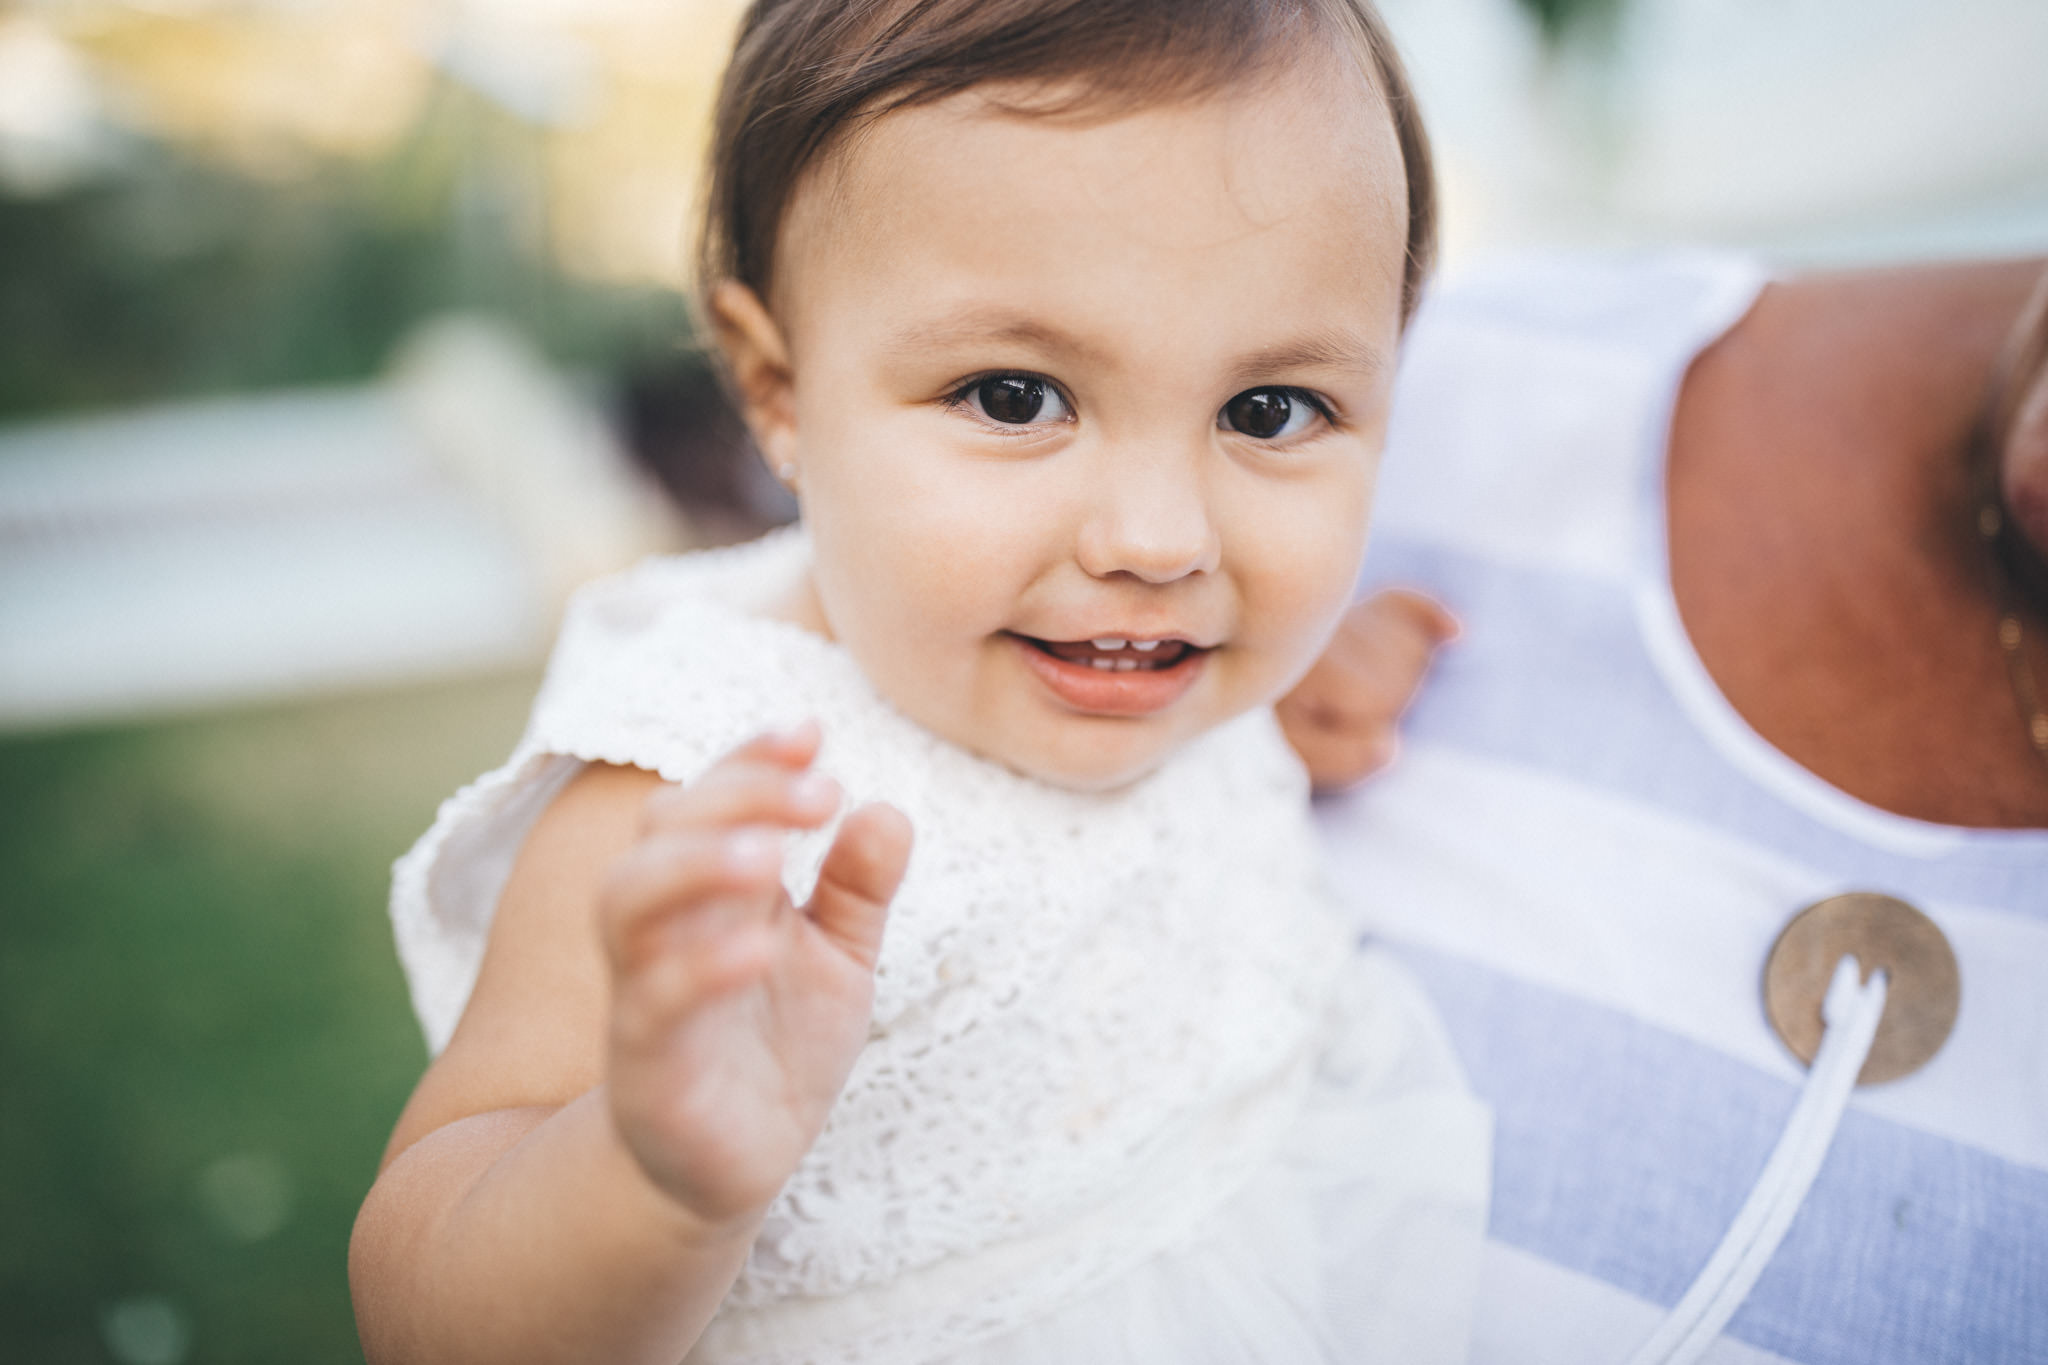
[1762,892,1960,1086]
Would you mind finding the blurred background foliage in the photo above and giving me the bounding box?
[1511,0,1620,43]
[0,112,688,421]
[0,0,737,423]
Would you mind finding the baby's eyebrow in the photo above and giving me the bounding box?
[882,312,1112,367]
[881,313,1387,384]
[1230,331,1388,382]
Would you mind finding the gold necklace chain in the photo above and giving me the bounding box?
[1981,498,2048,769]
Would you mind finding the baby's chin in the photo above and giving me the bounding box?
[1002,748,1172,795]
[953,709,1226,795]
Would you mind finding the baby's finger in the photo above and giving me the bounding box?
[1306,726,1400,794]
[1363,588,1460,647]
[643,763,840,836]
[716,720,824,772]
[1320,589,1460,715]
[612,923,778,1046]
[805,803,913,970]
[1276,677,1398,790]
[599,827,783,969]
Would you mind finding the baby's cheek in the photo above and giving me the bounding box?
[1246,505,1370,670]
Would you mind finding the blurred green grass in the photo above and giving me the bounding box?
[0,673,539,1364]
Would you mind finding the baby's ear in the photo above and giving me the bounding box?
[708,280,798,473]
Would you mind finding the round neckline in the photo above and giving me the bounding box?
[1632,266,2048,859]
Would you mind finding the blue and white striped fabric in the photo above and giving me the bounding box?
[1317,250,2048,1365]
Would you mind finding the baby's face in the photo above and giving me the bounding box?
[729,51,1410,789]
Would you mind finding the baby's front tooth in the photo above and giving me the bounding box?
[1092,637,1128,651]
[1090,657,1114,671]
[1113,658,1138,671]
[1131,640,1160,652]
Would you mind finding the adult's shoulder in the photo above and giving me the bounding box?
[1373,249,1767,580]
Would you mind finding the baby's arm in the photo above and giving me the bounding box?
[1276,589,1458,792]
[350,725,911,1365]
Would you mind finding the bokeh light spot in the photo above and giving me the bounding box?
[98,1295,191,1365]
[197,1149,296,1243]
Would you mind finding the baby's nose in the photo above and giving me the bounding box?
[1074,449,1221,583]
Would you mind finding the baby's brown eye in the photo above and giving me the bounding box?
[977,376,1048,424]
[1223,388,1313,439]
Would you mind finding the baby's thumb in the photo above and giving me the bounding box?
[806,803,913,970]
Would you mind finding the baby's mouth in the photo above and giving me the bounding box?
[1008,632,1211,716]
[1015,635,1202,672]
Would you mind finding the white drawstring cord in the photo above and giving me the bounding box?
[1626,955,1889,1365]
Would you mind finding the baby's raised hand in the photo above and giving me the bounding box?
[598,722,913,1231]
[1277,589,1459,793]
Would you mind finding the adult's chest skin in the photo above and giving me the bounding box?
[1665,259,2048,831]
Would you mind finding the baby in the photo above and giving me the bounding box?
[351,2,1488,1362]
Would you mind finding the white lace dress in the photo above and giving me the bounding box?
[390,529,1491,1365]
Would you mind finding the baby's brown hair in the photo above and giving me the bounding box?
[699,0,1435,324]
